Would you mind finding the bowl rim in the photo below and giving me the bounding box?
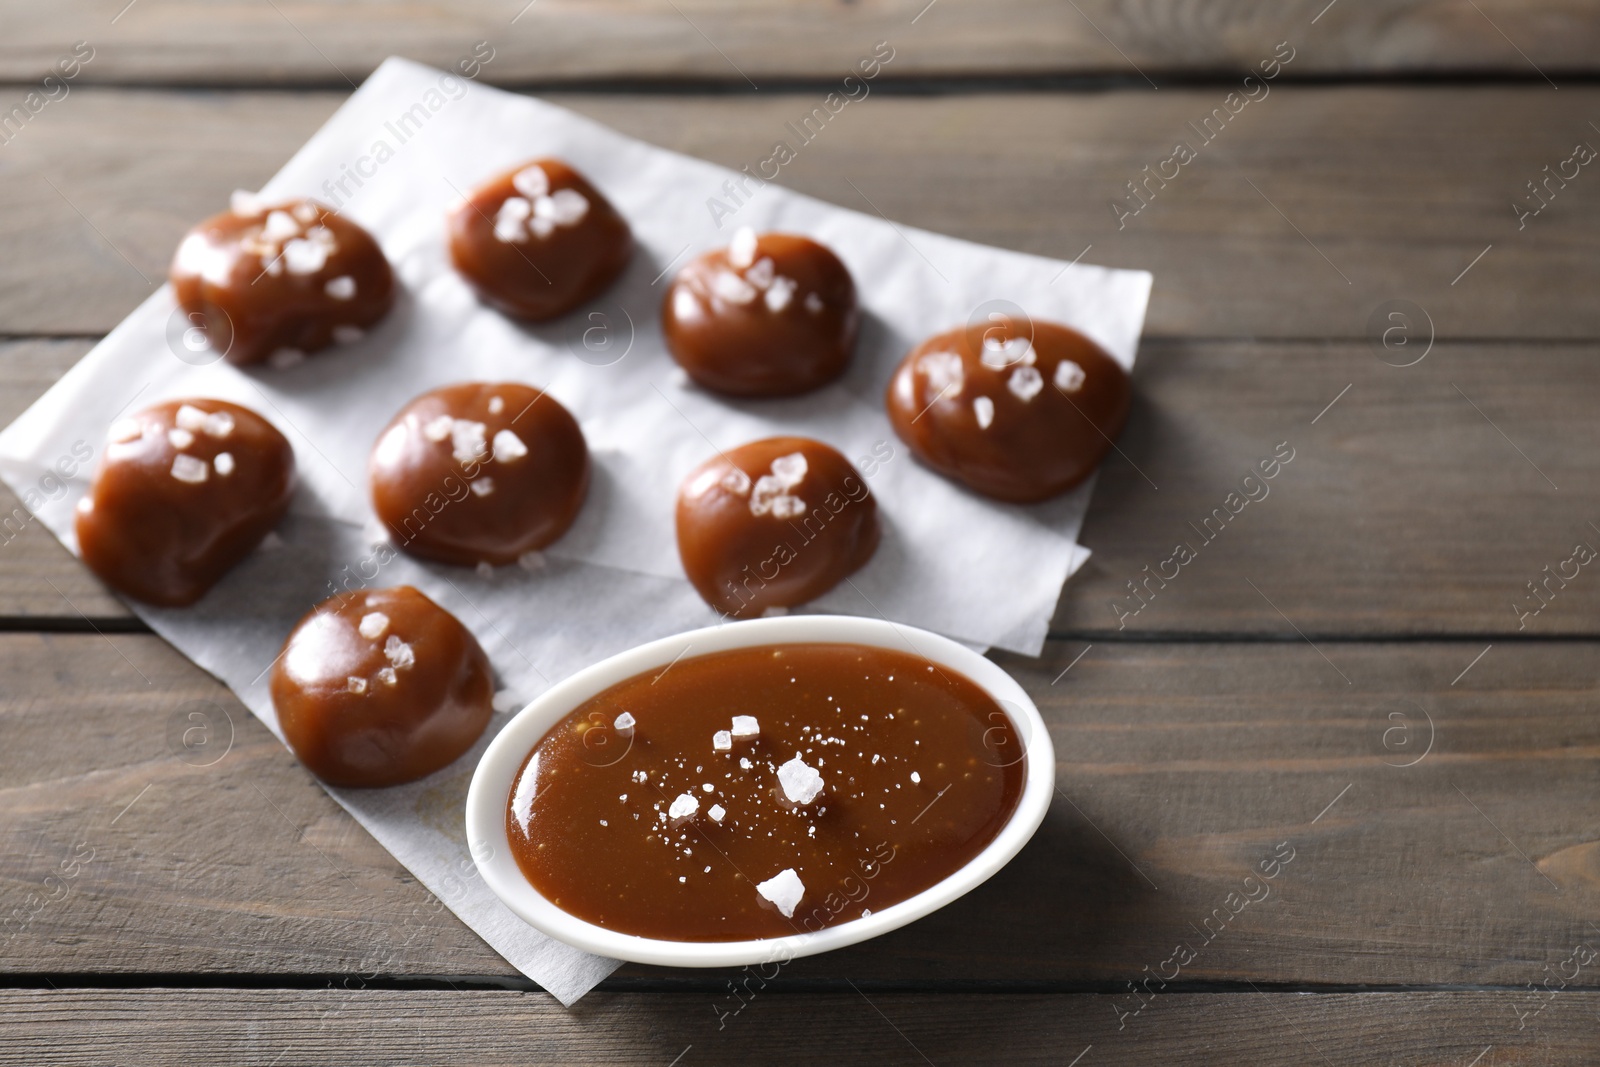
[464,613,1055,969]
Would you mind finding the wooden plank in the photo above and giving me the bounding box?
[1,87,1597,340]
[5,635,1598,986]
[6,337,1597,634]
[0,340,125,621]
[2,989,1597,1065]
[1057,337,1600,637]
[5,1,1598,84]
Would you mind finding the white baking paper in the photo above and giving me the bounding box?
[0,58,1149,1004]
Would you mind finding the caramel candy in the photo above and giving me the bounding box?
[272,586,493,788]
[448,159,632,322]
[371,383,589,567]
[676,437,878,618]
[662,228,858,397]
[75,399,294,606]
[886,318,1131,503]
[170,196,395,367]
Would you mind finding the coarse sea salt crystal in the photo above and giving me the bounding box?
[973,395,995,430]
[170,454,208,484]
[377,666,398,686]
[728,226,758,269]
[739,757,752,770]
[213,452,235,476]
[487,395,505,415]
[282,237,330,275]
[709,804,726,823]
[292,202,319,225]
[494,196,531,243]
[744,256,775,289]
[324,275,356,300]
[175,405,209,433]
[545,188,590,226]
[668,793,699,819]
[804,292,824,314]
[702,783,715,793]
[756,868,805,918]
[731,715,760,739]
[346,676,367,694]
[1054,359,1087,393]
[614,712,636,734]
[512,165,549,199]
[262,210,299,242]
[919,350,964,399]
[167,428,195,450]
[711,270,758,305]
[769,452,807,487]
[720,467,752,495]
[108,419,142,444]
[383,634,415,670]
[777,756,824,805]
[423,414,454,442]
[980,335,1034,370]
[358,612,390,640]
[764,276,796,313]
[713,730,732,752]
[204,410,234,438]
[492,428,528,462]
[450,419,489,465]
[1008,365,1044,402]
[230,189,264,216]
[911,771,921,784]
[470,477,495,497]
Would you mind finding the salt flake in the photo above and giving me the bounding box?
[777,756,824,805]
[169,454,207,484]
[756,868,805,918]
[1054,360,1087,393]
[728,227,758,269]
[492,429,528,462]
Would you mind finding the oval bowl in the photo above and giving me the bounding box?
[465,614,1055,968]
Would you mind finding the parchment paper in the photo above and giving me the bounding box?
[0,58,1149,1004]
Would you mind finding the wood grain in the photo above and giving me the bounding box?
[4,0,1597,84]
[3,989,1598,1065]
[6,337,1597,635]
[2,88,1599,341]
[4,634,1597,986]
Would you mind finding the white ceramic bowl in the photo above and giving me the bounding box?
[464,614,1055,968]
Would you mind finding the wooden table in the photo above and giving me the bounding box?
[4,3,1599,1063]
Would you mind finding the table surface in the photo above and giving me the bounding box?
[4,2,1600,1064]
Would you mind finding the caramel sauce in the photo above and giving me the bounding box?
[506,643,1025,941]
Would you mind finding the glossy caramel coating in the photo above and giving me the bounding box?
[170,197,395,367]
[448,159,632,322]
[662,229,859,397]
[75,399,295,606]
[370,383,590,567]
[886,318,1132,503]
[271,585,493,788]
[676,437,878,619]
